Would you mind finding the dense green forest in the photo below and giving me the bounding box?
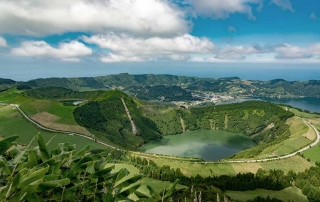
[125,85,195,101]
[1,73,320,99]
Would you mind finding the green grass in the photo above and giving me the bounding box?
[152,159,237,177]
[260,156,314,173]
[0,106,106,151]
[147,155,314,177]
[289,108,320,118]
[302,144,320,163]
[0,90,78,125]
[257,117,312,158]
[24,99,78,125]
[274,137,311,156]
[225,187,308,202]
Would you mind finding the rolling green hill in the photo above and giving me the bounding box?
[23,87,294,155]
[1,73,320,100]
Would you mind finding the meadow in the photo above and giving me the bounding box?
[256,117,314,158]
[225,187,308,202]
[142,155,314,177]
[0,105,105,151]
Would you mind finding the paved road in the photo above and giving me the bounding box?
[9,104,320,164]
[11,104,118,150]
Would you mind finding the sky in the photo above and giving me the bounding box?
[0,0,320,80]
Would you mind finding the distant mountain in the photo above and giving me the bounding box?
[1,73,320,99]
[0,78,17,92]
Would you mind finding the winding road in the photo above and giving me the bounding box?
[11,104,118,150]
[9,104,320,164]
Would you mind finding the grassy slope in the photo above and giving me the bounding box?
[225,187,308,202]
[302,119,320,162]
[256,117,313,158]
[288,108,320,119]
[0,89,90,136]
[1,88,316,176]
[139,154,314,177]
[0,106,105,151]
[303,145,320,162]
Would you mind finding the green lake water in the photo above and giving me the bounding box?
[139,130,256,161]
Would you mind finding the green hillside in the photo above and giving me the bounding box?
[18,73,320,98]
[22,87,294,155]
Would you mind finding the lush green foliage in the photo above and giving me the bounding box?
[0,135,178,201]
[126,85,195,101]
[73,91,162,149]
[296,165,320,202]
[24,86,294,154]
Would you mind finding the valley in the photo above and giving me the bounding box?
[1,75,320,202]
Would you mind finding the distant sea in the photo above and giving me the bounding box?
[2,62,320,81]
[219,98,320,113]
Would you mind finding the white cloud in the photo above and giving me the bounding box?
[11,40,92,62]
[271,0,294,12]
[0,0,189,37]
[100,53,145,63]
[311,12,316,20]
[0,36,7,47]
[190,0,261,20]
[160,54,191,61]
[83,33,214,62]
[206,43,320,61]
[274,44,312,59]
[228,26,238,32]
[83,33,214,55]
[216,46,261,59]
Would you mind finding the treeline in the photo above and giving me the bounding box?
[295,165,320,202]
[126,85,195,101]
[125,156,297,202]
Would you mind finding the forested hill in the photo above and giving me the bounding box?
[2,73,320,99]
[25,87,294,153]
[0,78,17,92]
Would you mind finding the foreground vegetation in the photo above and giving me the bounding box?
[3,133,320,202]
[0,134,178,201]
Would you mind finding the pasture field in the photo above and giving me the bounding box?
[0,105,105,151]
[0,89,91,135]
[147,155,314,177]
[257,117,313,158]
[289,108,320,118]
[303,144,320,163]
[0,89,78,124]
[225,187,308,202]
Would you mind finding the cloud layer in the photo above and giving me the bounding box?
[190,0,262,20]
[83,33,215,62]
[0,0,189,36]
[11,40,92,62]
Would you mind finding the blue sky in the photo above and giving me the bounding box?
[0,0,319,80]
